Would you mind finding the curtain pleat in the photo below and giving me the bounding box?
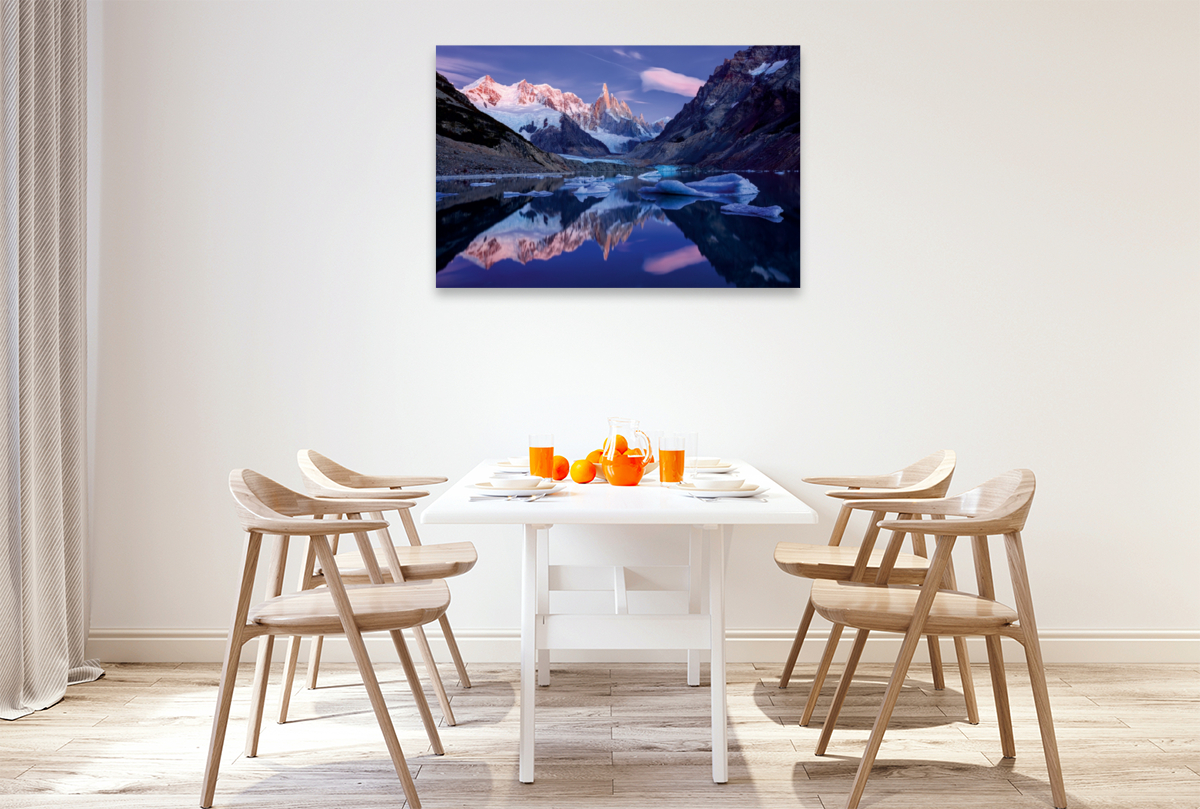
[0,0,98,722]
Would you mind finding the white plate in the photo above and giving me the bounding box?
[472,480,564,496]
[495,460,529,471]
[673,482,768,499]
[688,465,737,474]
[686,458,733,471]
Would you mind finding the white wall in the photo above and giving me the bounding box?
[87,0,1200,663]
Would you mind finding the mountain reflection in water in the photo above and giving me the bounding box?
[435,172,798,288]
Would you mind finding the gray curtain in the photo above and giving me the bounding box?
[0,0,99,721]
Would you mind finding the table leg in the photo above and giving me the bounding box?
[710,524,730,784]
[520,524,539,783]
[537,526,550,687]
[688,527,703,686]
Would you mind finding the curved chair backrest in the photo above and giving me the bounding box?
[819,450,957,501]
[944,469,1036,532]
[874,469,1036,537]
[229,468,315,529]
[297,449,446,498]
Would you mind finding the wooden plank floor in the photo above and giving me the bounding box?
[1,660,1197,808]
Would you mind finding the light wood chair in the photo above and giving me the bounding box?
[203,469,450,809]
[775,450,978,727]
[809,469,1066,809]
[274,450,475,728]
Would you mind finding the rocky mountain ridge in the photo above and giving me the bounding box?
[626,45,799,171]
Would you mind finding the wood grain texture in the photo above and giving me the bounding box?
[7,661,1197,808]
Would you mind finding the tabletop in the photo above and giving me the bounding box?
[420,459,819,526]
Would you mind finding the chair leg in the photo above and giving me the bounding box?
[311,535,424,808]
[925,634,946,689]
[244,635,275,757]
[353,631,423,808]
[801,622,843,726]
[815,628,870,755]
[985,634,1015,756]
[390,628,445,756]
[840,535,957,809]
[244,535,288,757]
[1006,532,1067,809]
[779,597,816,688]
[277,634,303,723]
[953,635,979,724]
[940,555,979,723]
[200,631,248,808]
[305,635,324,688]
[842,625,924,809]
[439,613,472,688]
[201,533,262,809]
[412,623,457,726]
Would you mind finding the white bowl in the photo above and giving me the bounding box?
[691,476,745,491]
[497,476,543,489]
[508,456,529,466]
[689,457,723,468]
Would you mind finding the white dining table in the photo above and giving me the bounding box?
[420,459,818,784]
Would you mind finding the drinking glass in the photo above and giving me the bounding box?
[658,432,686,483]
[529,433,554,478]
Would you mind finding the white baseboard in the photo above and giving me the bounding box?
[88,626,1200,665]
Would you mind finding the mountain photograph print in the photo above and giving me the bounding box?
[436,46,799,289]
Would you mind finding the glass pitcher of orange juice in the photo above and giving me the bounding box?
[601,417,655,486]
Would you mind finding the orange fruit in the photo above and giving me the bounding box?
[602,435,629,455]
[626,448,644,456]
[551,455,569,481]
[570,459,597,484]
[586,448,603,464]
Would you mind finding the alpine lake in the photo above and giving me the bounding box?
[435,166,799,289]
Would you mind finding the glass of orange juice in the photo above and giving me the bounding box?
[529,433,554,478]
[658,432,686,483]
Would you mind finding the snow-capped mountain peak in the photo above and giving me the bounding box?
[459,75,658,154]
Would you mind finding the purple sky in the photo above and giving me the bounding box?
[436,46,746,123]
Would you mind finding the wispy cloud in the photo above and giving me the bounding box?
[640,67,705,97]
[435,55,497,87]
[614,48,643,60]
[643,245,704,275]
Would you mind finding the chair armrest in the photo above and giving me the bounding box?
[803,474,898,488]
[877,516,1009,536]
[840,496,957,514]
[309,488,429,500]
[357,474,447,488]
[828,486,940,501]
[308,497,415,516]
[249,517,389,536]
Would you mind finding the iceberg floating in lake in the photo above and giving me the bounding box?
[686,174,759,196]
[638,171,661,182]
[502,191,524,198]
[573,182,613,197]
[436,192,458,201]
[721,203,783,221]
[640,173,759,200]
[524,190,554,197]
[469,182,495,187]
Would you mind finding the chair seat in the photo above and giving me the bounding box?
[249,580,451,635]
[810,580,1018,636]
[318,541,477,583]
[774,542,931,585]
